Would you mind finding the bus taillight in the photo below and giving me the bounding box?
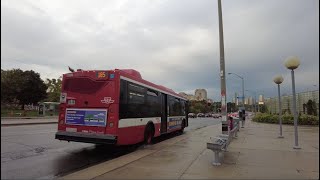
[59,113,65,119]
[59,113,65,124]
[59,106,65,124]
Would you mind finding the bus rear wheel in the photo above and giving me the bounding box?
[144,125,154,145]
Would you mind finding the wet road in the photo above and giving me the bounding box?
[1,117,221,179]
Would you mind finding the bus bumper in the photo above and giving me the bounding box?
[55,131,117,145]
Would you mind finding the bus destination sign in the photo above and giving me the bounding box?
[96,71,107,78]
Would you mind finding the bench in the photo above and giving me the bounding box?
[207,120,239,166]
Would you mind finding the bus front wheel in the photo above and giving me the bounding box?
[144,124,154,145]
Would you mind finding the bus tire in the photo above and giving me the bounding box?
[144,124,154,145]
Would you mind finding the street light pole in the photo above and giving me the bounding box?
[285,56,301,149]
[291,69,299,146]
[242,78,245,111]
[273,75,284,138]
[217,0,228,135]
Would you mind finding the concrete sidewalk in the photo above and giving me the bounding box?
[1,117,58,126]
[61,119,319,179]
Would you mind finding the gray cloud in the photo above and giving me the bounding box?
[1,0,318,101]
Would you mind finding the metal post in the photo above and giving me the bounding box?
[291,70,300,149]
[242,78,245,110]
[278,84,284,138]
[218,0,228,135]
[241,78,245,127]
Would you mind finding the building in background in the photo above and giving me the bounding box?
[194,89,207,101]
[179,89,208,102]
[258,94,264,105]
[248,97,253,105]
[178,92,195,101]
[265,90,319,116]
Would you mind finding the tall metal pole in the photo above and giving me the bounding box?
[278,84,284,138]
[217,0,228,134]
[241,78,245,127]
[291,70,300,149]
[242,78,245,110]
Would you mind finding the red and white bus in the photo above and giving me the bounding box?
[55,69,188,145]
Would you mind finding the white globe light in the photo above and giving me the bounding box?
[284,56,300,70]
[273,75,284,84]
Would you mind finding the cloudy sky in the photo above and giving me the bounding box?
[1,0,319,101]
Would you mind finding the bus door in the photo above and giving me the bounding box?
[160,93,168,133]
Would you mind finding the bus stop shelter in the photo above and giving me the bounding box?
[38,102,60,116]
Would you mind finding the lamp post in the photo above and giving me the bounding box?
[273,75,284,138]
[284,56,301,149]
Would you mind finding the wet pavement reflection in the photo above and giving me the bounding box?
[1,118,220,179]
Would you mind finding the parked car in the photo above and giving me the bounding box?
[212,114,220,118]
[197,113,205,117]
[188,113,196,118]
[205,113,212,117]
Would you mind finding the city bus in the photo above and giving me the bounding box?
[55,69,188,145]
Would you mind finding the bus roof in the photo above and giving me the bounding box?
[63,68,187,101]
[116,69,187,101]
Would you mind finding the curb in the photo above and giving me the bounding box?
[1,116,58,119]
[1,122,58,127]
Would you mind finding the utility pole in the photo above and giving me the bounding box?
[217,0,228,134]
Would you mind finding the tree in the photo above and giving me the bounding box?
[212,102,221,113]
[45,77,62,102]
[1,69,25,104]
[227,102,236,113]
[1,69,47,109]
[306,100,316,116]
[259,104,267,113]
[188,100,212,114]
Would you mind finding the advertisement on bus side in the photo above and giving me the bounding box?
[65,108,107,126]
[167,116,183,130]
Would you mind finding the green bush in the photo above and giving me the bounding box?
[252,113,318,126]
[282,114,294,124]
